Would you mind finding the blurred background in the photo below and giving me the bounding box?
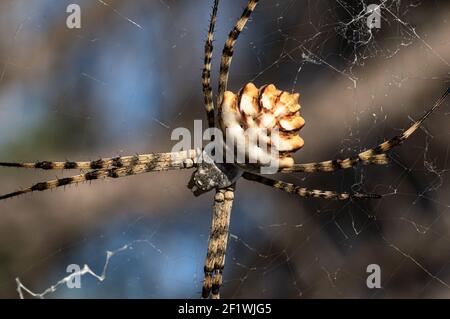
[0,0,449,298]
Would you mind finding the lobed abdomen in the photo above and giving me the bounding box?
[219,83,305,169]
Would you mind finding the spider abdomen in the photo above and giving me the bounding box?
[219,83,305,169]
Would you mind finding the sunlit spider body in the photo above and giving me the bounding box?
[220,83,305,169]
[189,83,305,195]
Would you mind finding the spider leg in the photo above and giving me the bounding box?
[200,0,260,299]
[217,0,259,108]
[281,87,450,173]
[0,153,196,201]
[202,0,220,128]
[280,154,389,173]
[0,150,197,171]
[242,172,380,200]
[202,185,235,299]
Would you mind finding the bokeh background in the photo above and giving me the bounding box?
[0,0,449,298]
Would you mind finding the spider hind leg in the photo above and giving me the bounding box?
[283,87,449,174]
[202,186,234,299]
[243,172,381,200]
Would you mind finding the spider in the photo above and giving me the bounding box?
[0,0,449,299]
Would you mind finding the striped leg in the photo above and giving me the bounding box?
[202,185,235,299]
[202,0,220,128]
[217,0,259,108]
[201,1,257,296]
[0,150,198,171]
[280,154,389,173]
[242,172,380,200]
[201,0,258,298]
[0,152,196,201]
[281,87,449,174]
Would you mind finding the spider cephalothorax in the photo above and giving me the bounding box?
[188,151,242,196]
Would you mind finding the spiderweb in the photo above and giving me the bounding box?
[0,0,449,298]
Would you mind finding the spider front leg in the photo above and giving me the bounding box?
[202,0,220,128]
[0,151,197,201]
[0,151,198,171]
[203,185,235,299]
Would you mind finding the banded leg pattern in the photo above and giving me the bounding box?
[202,0,220,128]
[282,87,450,174]
[217,0,259,108]
[0,150,198,171]
[202,186,235,299]
[280,154,389,173]
[365,87,449,155]
[0,151,197,201]
[242,172,381,200]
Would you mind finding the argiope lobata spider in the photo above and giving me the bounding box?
[0,0,449,299]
